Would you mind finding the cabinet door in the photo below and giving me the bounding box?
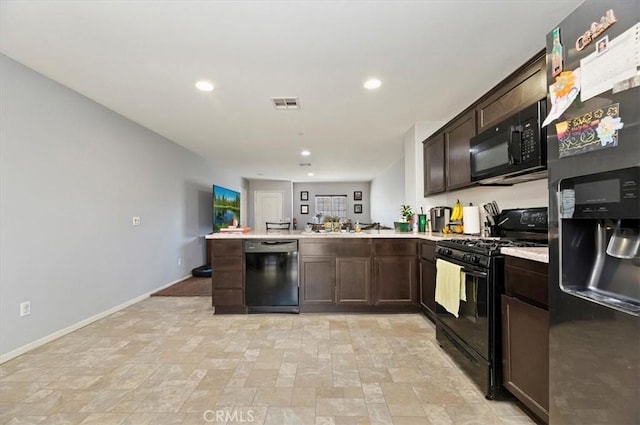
[211,239,244,309]
[423,133,445,195]
[445,111,475,190]
[300,257,335,304]
[373,257,417,305]
[502,295,549,423]
[336,258,371,305]
[476,52,546,133]
[419,259,437,316]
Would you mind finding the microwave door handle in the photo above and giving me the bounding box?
[510,128,522,164]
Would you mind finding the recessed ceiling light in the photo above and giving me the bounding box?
[363,78,382,90]
[195,80,214,92]
[307,172,314,177]
[301,150,311,156]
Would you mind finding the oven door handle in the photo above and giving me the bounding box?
[461,269,487,279]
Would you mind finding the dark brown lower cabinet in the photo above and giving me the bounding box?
[336,258,371,305]
[210,239,246,314]
[211,237,422,314]
[502,256,549,423]
[373,239,418,307]
[299,238,417,312]
[373,257,417,305]
[419,241,437,320]
[300,257,336,305]
[419,258,436,317]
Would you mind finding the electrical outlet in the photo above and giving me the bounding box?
[20,301,30,317]
[132,216,141,226]
[177,257,182,267]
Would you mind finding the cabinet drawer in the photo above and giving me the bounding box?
[211,256,243,271]
[374,239,417,256]
[420,241,436,261]
[300,239,371,257]
[212,271,243,289]
[211,240,243,257]
[505,257,549,309]
[213,289,244,306]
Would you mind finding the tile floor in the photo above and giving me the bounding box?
[0,297,536,425]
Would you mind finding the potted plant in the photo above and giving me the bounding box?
[400,204,414,223]
[394,205,414,232]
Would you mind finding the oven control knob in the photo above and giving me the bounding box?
[464,254,479,263]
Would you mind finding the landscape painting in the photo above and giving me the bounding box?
[213,185,240,232]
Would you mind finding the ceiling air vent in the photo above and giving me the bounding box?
[271,97,300,110]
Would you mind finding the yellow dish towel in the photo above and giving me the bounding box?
[435,259,466,318]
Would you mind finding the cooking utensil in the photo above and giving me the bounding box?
[483,204,495,225]
[491,201,500,216]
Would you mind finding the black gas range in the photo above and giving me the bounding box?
[434,207,547,400]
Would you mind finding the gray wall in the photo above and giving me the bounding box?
[370,157,405,227]
[292,182,371,228]
[0,55,243,357]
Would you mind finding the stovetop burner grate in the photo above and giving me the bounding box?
[437,238,547,256]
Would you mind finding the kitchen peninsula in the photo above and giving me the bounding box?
[206,230,547,315]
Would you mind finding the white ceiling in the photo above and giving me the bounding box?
[0,0,581,182]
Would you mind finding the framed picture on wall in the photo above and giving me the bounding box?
[354,204,363,214]
[354,191,362,201]
[300,191,309,201]
[301,204,309,214]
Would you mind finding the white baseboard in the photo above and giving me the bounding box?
[0,274,192,364]
[152,274,192,293]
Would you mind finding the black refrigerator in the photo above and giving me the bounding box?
[546,1,640,424]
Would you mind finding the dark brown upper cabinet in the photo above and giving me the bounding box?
[423,110,476,195]
[476,51,546,133]
[423,49,546,196]
[445,111,475,190]
[423,133,446,195]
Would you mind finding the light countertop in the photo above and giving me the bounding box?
[205,229,480,241]
[207,230,549,262]
[501,247,549,263]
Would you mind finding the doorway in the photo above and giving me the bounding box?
[254,191,284,232]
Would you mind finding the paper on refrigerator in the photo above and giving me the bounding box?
[580,22,640,102]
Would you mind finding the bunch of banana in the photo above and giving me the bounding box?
[442,225,452,234]
[450,199,464,221]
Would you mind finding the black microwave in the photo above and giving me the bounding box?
[470,99,547,184]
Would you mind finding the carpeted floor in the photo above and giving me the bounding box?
[151,276,211,296]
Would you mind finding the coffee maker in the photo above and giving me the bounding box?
[430,206,451,233]
[558,166,640,315]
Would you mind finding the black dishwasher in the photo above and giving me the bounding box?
[245,240,299,313]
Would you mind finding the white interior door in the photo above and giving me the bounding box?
[254,191,284,232]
